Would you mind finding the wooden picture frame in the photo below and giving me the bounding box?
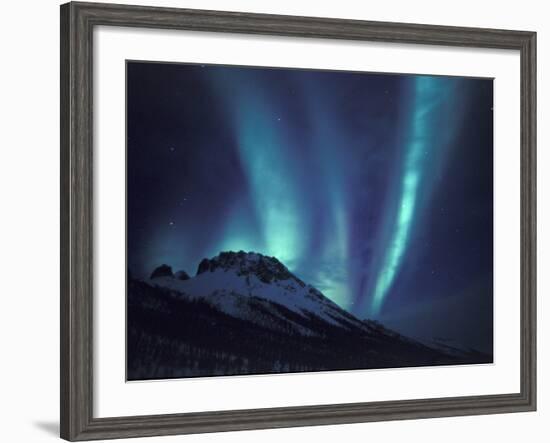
[60,1,536,440]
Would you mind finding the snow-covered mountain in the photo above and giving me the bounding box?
[147,251,368,336]
[127,251,492,380]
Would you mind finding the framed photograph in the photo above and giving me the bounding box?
[60,1,536,441]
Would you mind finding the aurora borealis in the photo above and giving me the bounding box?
[369,76,459,315]
[127,61,493,352]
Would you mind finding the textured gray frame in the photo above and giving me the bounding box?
[60,1,536,441]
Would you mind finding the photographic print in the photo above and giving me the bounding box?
[126,61,493,381]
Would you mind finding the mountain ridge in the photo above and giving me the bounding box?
[147,250,364,333]
[128,250,492,380]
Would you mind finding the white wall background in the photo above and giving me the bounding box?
[0,0,546,441]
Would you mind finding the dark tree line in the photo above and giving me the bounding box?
[127,278,491,380]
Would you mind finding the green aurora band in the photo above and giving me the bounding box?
[370,76,455,315]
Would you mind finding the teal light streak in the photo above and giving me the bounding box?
[237,113,303,265]
[212,73,352,308]
[223,80,305,267]
[370,77,440,315]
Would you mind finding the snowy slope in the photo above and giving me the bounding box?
[146,251,366,334]
[128,251,492,380]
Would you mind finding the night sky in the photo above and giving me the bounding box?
[127,61,493,353]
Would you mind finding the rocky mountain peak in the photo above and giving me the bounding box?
[196,250,301,285]
[150,264,174,279]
